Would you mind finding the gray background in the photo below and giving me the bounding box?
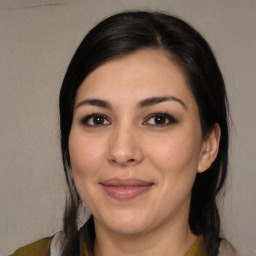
[0,0,255,255]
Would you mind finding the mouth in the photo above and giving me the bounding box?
[100,178,154,200]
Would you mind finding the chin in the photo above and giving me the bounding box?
[99,211,152,236]
[108,222,148,236]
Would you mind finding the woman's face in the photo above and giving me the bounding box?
[69,50,213,236]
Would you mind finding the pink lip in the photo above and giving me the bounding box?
[100,178,154,200]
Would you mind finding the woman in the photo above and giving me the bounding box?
[11,11,235,256]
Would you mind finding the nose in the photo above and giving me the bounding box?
[107,124,144,167]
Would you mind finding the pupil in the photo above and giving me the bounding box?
[94,116,104,125]
[155,116,166,124]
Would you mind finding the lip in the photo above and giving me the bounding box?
[100,178,154,200]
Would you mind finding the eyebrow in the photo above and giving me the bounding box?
[76,96,187,110]
[137,96,187,110]
[76,99,112,109]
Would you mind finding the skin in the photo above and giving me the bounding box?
[69,50,220,256]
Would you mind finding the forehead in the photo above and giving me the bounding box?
[75,50,194,107]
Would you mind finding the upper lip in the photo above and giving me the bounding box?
[100,178,154,186]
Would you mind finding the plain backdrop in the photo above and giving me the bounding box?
[0,0,255,255]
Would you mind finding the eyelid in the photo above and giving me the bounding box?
[143,112,177,126]
[79,112,177,127]
[80,113,111,126]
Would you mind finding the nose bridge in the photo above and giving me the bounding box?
[107,120,143,166]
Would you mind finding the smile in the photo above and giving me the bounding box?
[100,178,154,200]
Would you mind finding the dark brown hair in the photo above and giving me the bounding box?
[59,11,229,256]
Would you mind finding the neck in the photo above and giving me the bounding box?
[93,212,197,256]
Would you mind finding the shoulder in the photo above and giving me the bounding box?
[9,230,92,256]
[10,237,51,256]
[218,239,238,256]
[49,231,92,256]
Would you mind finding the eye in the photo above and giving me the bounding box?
[80,114,111,126]
[143,113,177,126]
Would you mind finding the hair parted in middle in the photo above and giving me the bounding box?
[59,11,229,256]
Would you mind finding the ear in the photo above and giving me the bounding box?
[197,123,221,173]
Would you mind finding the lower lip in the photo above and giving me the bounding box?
[102,185,152,200]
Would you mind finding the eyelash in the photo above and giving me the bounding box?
[80,112,177,127]
[80,113,111,126]
[143,112,177,126]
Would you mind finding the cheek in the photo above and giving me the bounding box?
[147,135,201,172]
[68,129,106,178]
[68,130,108,210]
[145,131,202,197]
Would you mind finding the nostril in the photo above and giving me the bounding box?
[110,158,135,165]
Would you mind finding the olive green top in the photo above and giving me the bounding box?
[10,235,207,256]
[10,237,51,256]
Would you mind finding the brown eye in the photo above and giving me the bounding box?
[92,116,105,125]
[81,114,111,126]
[154,115,168,125]
[144,113,177,126]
